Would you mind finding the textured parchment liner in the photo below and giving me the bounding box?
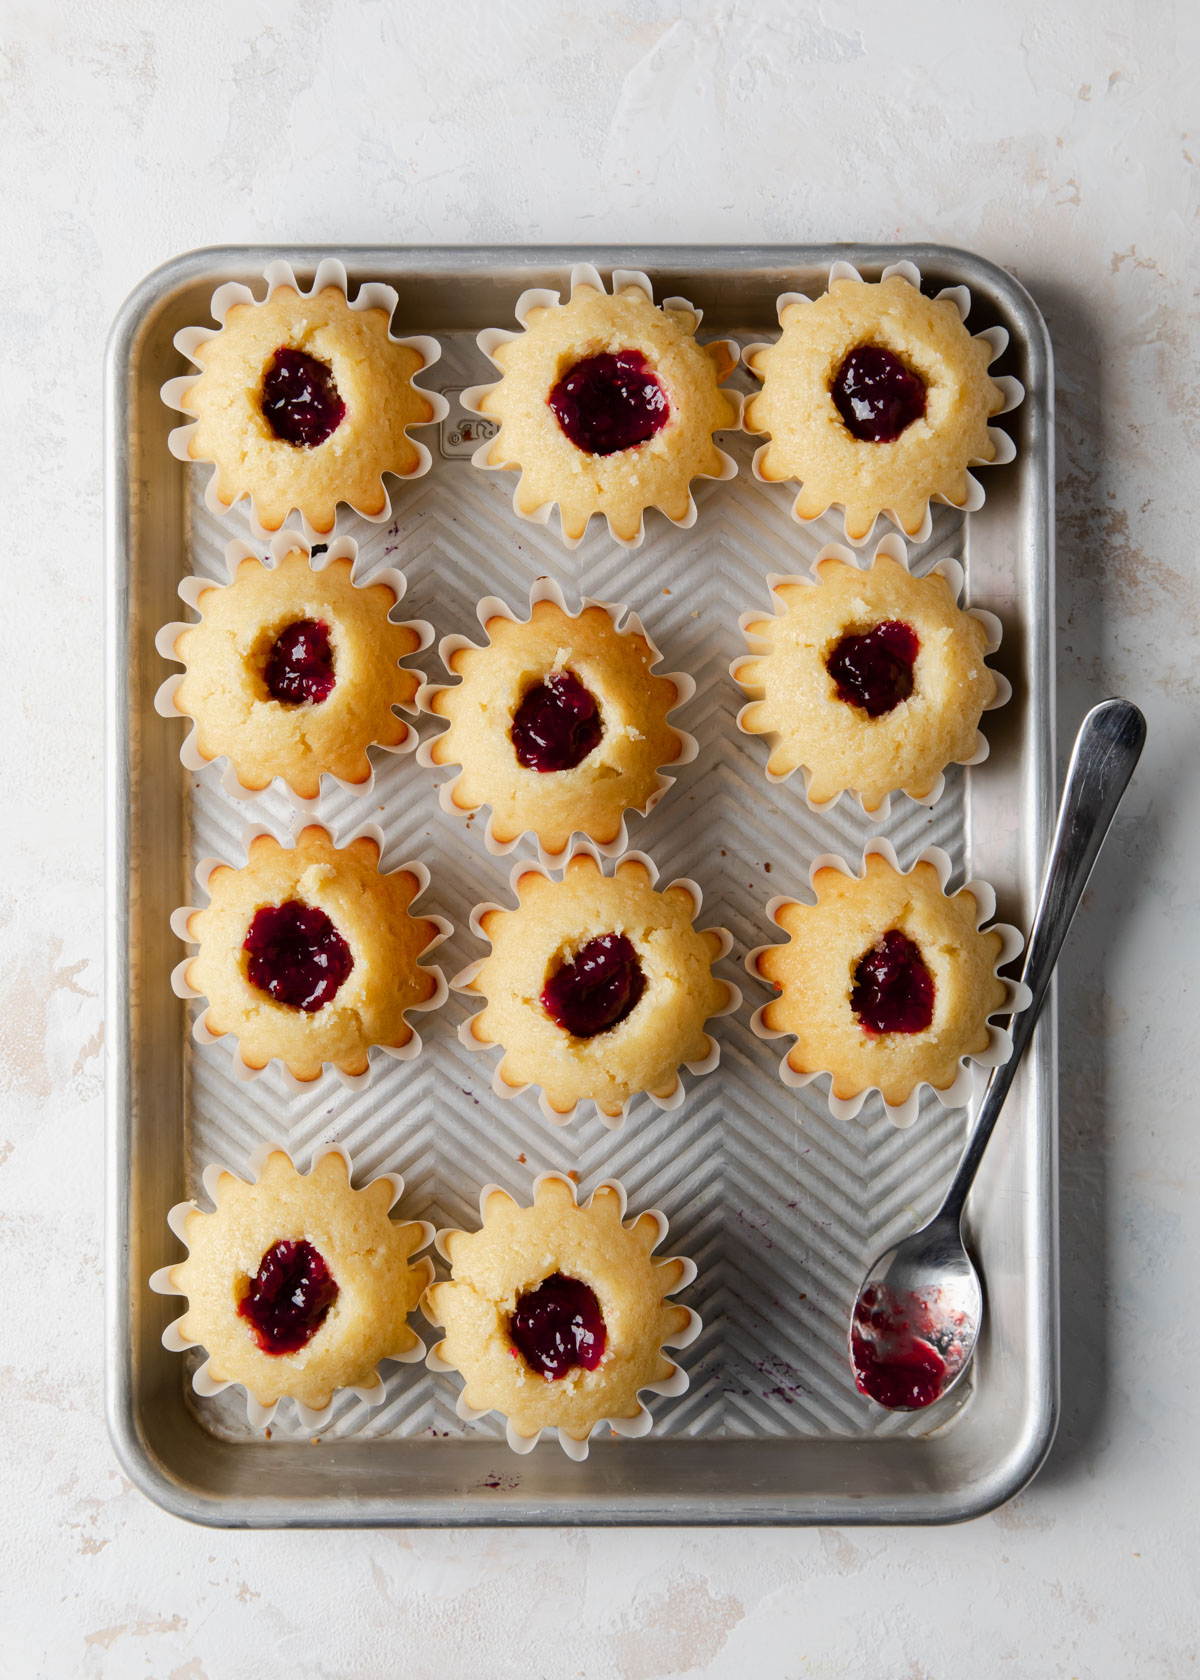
[730,531,1011,821]
[744,259,1025,547]
[170,819,450,1093]
[423,1171,701,1460]
[154,529,432,808]
[149,1141,435,1433]
[461,263,744,550]
[746,839,1031,1129]
[416,576,698,868]
[161,257,449,543]
[451,840,742,1129]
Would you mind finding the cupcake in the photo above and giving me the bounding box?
[423,1172,700,1458]
[453,844,740,1126]
[418,577,697,865]
[173,823,449,1087]
[161,258,448,539]
[731,534,1008,817]
[155,531,430,802]
[747,841,1028,1126]
[150,1145,434,1429]
[744,260,1023,544]
[463,264,742,547]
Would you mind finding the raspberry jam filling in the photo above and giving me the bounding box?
[237,1239,339,1355]
[243,900,353,1013]
[548,350,669,455]
[826,620,918,717]
[541,933,646,1038]
[263,618,336,706]
[511,670,603,772]
[510,1272,607,1380]
[261,346,346,447]
[831,345,927,443]
[851,929,934,1036]
[851,1283,959,1409]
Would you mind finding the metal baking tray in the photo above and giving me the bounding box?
[105,244,1056,1526]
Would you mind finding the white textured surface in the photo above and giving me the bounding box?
[2,1,1197,1674]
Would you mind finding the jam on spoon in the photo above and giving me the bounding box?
[830,345,927,443]
[851,929,934,1035]
[826,620,918,717]
[261,346,346,447]
[263,618,336,705]
[237,1239,340,1355]
[549,350,669,455]
[511,670,603,771]
[541,933,645,1038]
[243,900,353,1012]
[510,1272,607,1379]
[851,1281,967,1410]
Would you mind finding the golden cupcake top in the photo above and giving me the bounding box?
[181,826,445,1083]
[160,1149,433,1416]
[752,849,1013,1115]
[733,544,1003,814]
[466,267,741,545]
[424,1173,697,1454]
[422,586,694,859]
[168,264,441,535]
[165,543,425,800]
[746,269,1011,542]
[455,849,736,1122]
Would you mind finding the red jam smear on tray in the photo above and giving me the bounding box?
[541,933,646,1038]
[831,346,926,443]
[851,929,934,1035]
[238,1239,339,1355]
[510,1272,607,1379]
[263,618,336,706]
[549,350,669,455]
[826,620,918,717]
[511,670,603,771]
[261,346,346,447]
[243,900,353,1013]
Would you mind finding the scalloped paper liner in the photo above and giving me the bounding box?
[451,839,742,1129]
[730,531,1012,821]
[744,259,1025,547]
[424,1171,701,1460]
[745,838,1031,1128]
[416,575,698,867]
[171,818,451,1092]
[148,1140,435,1432]
[461,263,744,550]
[161,257,450,543]
[154,529,432,808]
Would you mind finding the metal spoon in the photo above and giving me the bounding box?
[849,697,1147,1411]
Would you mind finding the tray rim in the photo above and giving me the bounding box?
[105,241,1058,1528]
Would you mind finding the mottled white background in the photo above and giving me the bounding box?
[2,1,1197,1674]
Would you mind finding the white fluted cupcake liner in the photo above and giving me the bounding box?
[744,258,1024,547]
[149,1141,435,1433]
[462,263,743,550]
[171,818,450,1093]
[424,1171,701,1460]
[451,839,742,1129]
[745,838,1030,1128]
[731,531,1011,821]
[154,529,431,808]
[161,257,448,543]
[416,575,698,868]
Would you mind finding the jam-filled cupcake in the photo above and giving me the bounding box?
[745,261,1021,544]
[747,843,1026,1126]
[150,1146,434,1427]
[156,534,429,801]
[453,846,739,1126]
[174,825,448,1085]
[732,537,1007,817]
[423,1172,700,1458]
[419,579,696,863]
[162,258,447,537]
[463,264,742,547]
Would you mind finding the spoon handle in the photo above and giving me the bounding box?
[940,697,1146,1222]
